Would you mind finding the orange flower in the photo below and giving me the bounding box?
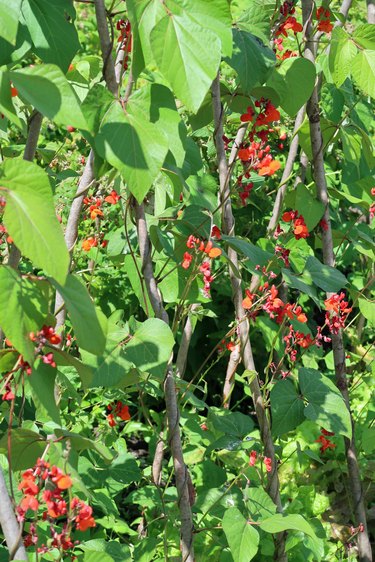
[11,87,18,97]
[55,474,73,490]
[207,247,222,259]
[258,159,281,176]
[242,289,254,310]
[317,19,333,33]
[90,207,103,220]
[82,237,97,251]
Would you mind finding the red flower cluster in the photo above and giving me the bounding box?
[260,283,307,325]
[182,234,222,297]
[324,292,352,334]
[30,325,61,346]
[282,210,309,239]
[316,428,336,454]
[107,400,131,427]
[83,196,103,221]
[19,459,95,553]
[316,7,333,33]
[237,99,281,202]
[284,325,314,362]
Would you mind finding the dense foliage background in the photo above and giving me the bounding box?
[0,0,374,561]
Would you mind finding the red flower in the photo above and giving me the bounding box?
[115,401,131,421]
[211,225,221,239]
[182,252,193,269]
[277,16,303,37]
[264,457,272,472]
[318,19,333,33]
[249,451,257,466]
[242,289,255,310]
[316,434,336,454]
[104,190,120,205]
[240,106,254,123]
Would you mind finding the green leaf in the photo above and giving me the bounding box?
[222,235,274,270]
[51,274,107,355]
[96,101,168,203]
[21,0,80,71]
[295,184,325,231]
[245,487,277,521]
[29,362,61,425]
[1,158,69,283]
[79,541,131,562]
[54,429,113,461]
[0,22,32,68]
[130,83,188,168]
[358,297,375,326]
[328,27,357,88]
[222,507,259,562]
[0,0,21,45]
[0,429,45,470]
[281,269,319,306]
[123,318,174,379]
[226,29,275,93]
[267,57,316,117]
[10,64,87,129]
[108,452,141,484]
[0,267,49,363]
[299,368,352,438]
[54,349,94,389]
[0,72,23,130]
[150,12,221,112]
[351,50,375,98]
[259,513,319,547]
[304,256,347,293]
[340,126,363,171]
[235,0,276,44]
[271,379,305,436]
[209,409,254,437]
[352,24,375,50]
[180,0,233,57]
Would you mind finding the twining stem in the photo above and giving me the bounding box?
[134,201,194,562]
[212,75,287,562]
[302,2,372,560]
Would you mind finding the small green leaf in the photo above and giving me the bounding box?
[10,64,87,129]
[222,507,259,562]
[358,297,375,325]
[271,379,305,436]
[299,368,352,438]
[294,184,325,231]
[28,362,61,425]
[209,409,254,437]
[51,275,107,355]
[1,159,69,283]
[304,256,347,293]
[226,29,275,93]
[21,0,80,71]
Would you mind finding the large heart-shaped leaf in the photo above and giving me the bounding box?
[1,159,69,284]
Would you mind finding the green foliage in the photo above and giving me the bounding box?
[0,2,373,561]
